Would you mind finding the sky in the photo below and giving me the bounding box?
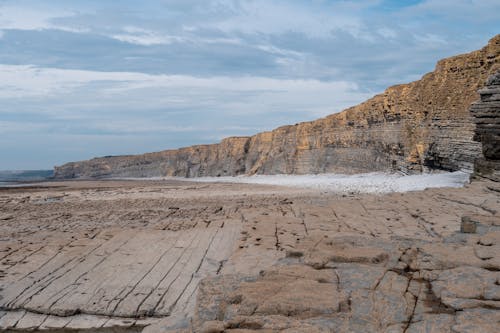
[0,0,498,170]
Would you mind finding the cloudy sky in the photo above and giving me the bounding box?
[0,0,498,170]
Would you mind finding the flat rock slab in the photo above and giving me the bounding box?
[0,310,150,331]
[0,223,240,319]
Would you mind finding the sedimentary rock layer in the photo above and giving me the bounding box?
[472,71,500,181]
[54,35,500,179]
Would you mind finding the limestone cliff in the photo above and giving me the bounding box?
[54,35,500,179]
[472,71,500,181]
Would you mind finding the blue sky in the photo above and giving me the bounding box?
[0,0,498,170]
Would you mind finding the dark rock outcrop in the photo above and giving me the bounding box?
[54,35,500,179]
[471,71,500,181]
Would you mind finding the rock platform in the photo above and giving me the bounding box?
[0,179,499,332]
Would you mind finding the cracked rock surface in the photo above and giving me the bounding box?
[0,179,499,332]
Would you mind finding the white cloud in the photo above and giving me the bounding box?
[377,28,397,39]
[91,122,197,134]
[0,120,49,133]
[89,122,261,135]
[210,0,363,39]
[413,33,448,47]
[110,25,246,47]
[255,44,304,58]
[0,64,374,168]
[111,26,184,46]
[0,64,361,96]
[111,34,173,46]
[0,64,372,121]
[0,4,84,32]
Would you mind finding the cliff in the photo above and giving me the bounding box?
[54,35,500,179]
[471,71,500,182]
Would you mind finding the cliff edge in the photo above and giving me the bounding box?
[54,35,500,179]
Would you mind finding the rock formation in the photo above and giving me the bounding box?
[54,35,500,179]
[471,71,500,181]
[1,179,499,332]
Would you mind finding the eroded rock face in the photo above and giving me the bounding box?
[471,71,500,181]
[53,35,500,179]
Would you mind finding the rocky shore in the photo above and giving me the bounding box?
[0,177,499,332]
[3,34,500,333]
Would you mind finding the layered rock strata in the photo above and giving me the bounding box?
[54,35,500,179]
[471,71,500,181]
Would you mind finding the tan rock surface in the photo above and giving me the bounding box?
[1,179,499,332]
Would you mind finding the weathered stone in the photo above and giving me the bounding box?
[431,266,500,310]
[199,320,224,333]
[14,312,47,330]
[64,314,109,330]
[479,230,500,245]
[102,317,136,328]
[460,215,477,233]
[300,235,396,269]
[38,315,73,330]
[0,310,26,330]
[404,243,485,271]
[453,308,500,333]
[405,314,455,333]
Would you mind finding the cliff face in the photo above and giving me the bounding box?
[54,35,500,179]
[472,71,500,182]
